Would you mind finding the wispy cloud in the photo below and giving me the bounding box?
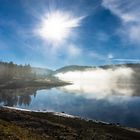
[113,58,140,62]
[107,53,114,59]
[102,0,140,23]
[67,44,82,57]
[102,0,140,44]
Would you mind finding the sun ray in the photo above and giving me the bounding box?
[36,11,84,44]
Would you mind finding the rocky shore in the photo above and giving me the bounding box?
[0,107,140,140]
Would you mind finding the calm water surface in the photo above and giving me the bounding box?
[0,83,140,128]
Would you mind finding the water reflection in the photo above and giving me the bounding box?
[0,66,140,128]
[58,83,140,99]
[20,89,140,128]
[0,88,37,106]
[0,86,140,128]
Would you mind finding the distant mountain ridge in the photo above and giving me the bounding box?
[54,65,93,73]
[54,63,140,74]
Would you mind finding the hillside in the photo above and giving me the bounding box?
[54,63,140,73]
[54,65,93,73]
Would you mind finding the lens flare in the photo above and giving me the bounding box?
[36,11,84,44]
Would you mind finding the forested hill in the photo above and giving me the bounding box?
[0,61,52,81]
[54,63,140,73]
[54,65,93,73]
[1,61,140,79]
[0,61,33,81]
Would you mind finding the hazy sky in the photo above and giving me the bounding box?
[0,0,140,69]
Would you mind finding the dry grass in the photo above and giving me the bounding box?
[0,108,140,140]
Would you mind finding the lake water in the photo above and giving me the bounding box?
[0,83,140,129]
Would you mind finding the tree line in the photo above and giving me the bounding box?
[0,61,35,81]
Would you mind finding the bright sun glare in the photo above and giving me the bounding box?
[37,11,83,43]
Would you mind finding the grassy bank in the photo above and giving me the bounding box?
[0,107,140,140]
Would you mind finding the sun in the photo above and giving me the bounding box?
[36,11,83,44]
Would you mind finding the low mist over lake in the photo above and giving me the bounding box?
[56,67,135,98]
[0,64,140,128]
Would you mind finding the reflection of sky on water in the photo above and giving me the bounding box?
[1,67,140,128]
[16,88,140,129]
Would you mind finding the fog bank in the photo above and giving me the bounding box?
[55,67,137,99]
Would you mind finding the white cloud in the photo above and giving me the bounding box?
[107,53,114,59]
[113,58,140,62]
[128,24,140,42]
[67,44,82,57]
[102,0,140,44]
[102,0,140,23]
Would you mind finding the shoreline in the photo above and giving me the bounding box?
[3,106,140,133]
[0,106,140,140]
[0,79,71,89]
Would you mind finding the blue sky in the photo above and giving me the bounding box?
[0,0,140,69]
